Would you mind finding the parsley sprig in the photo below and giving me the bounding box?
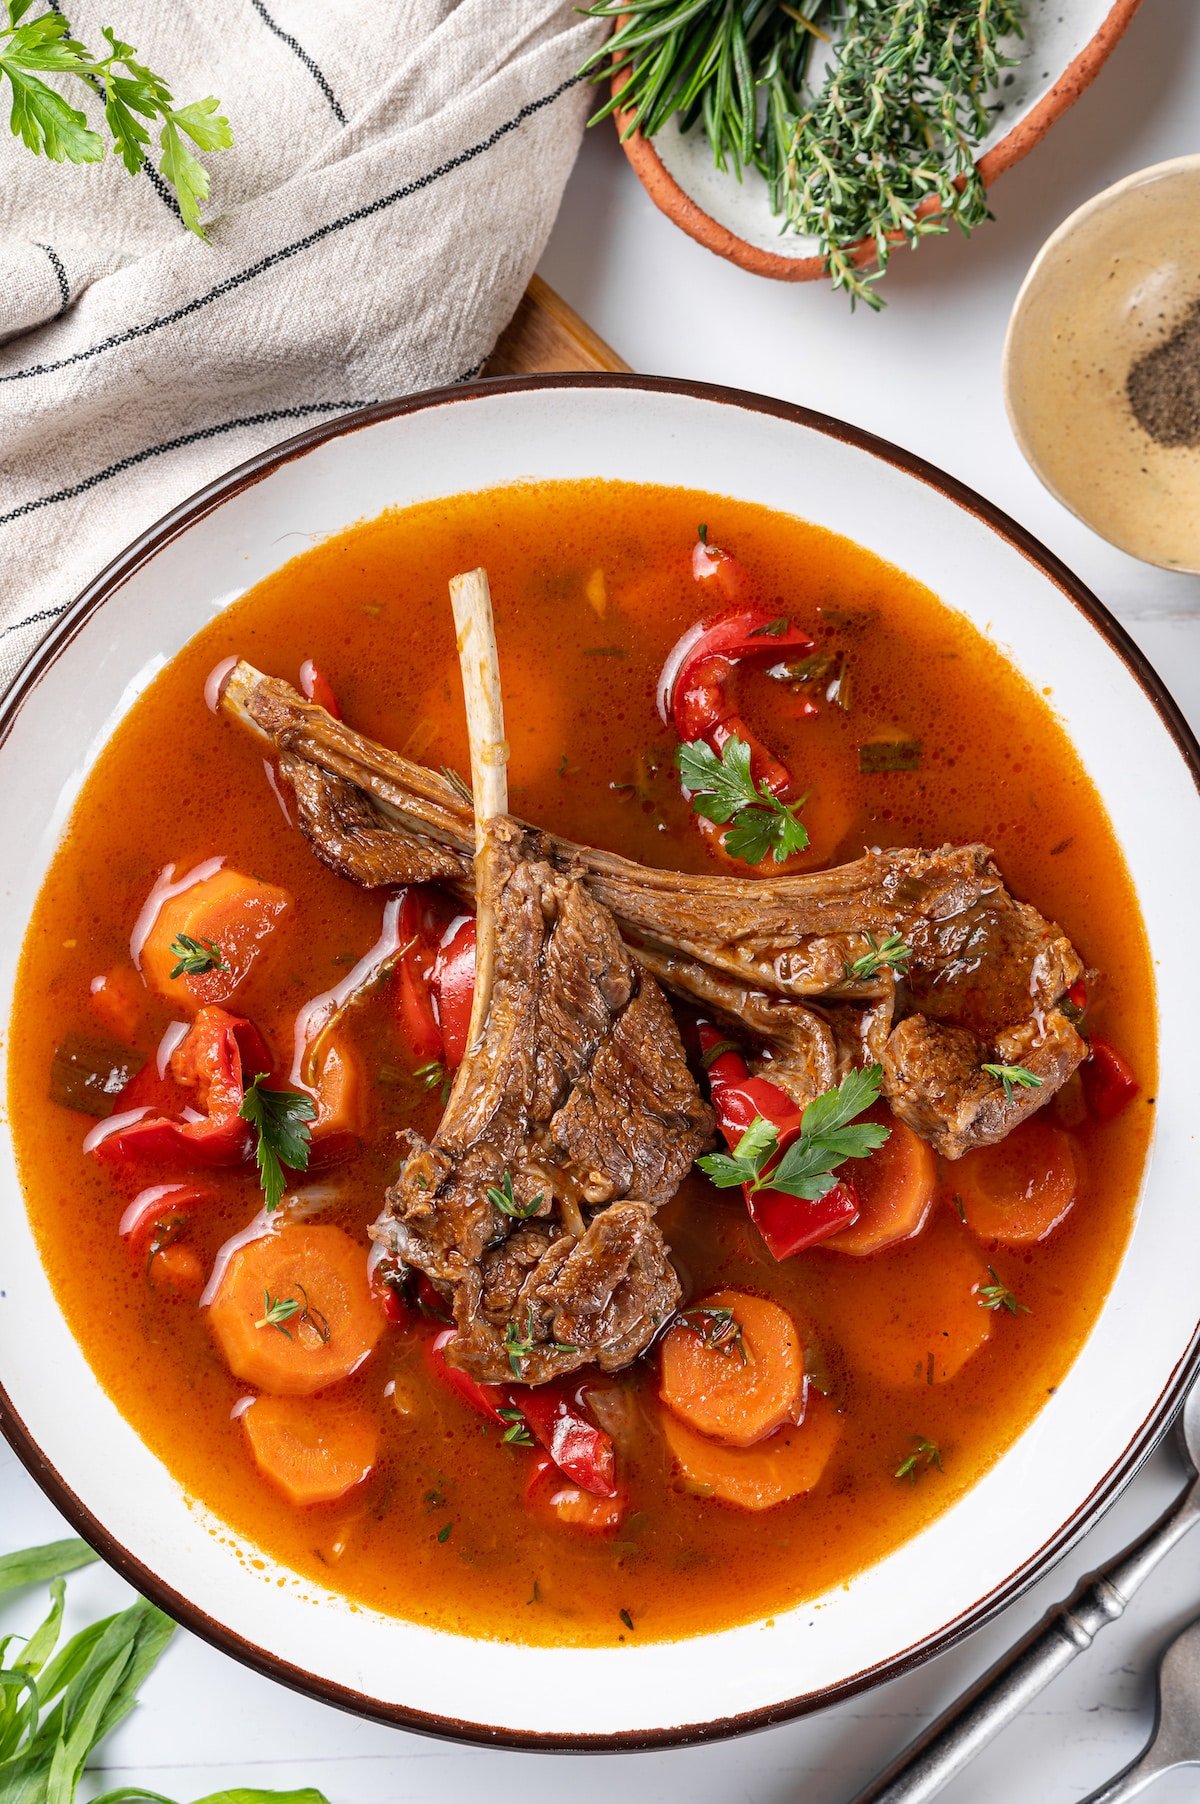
[677,734,809,866]
[697,1064,890,1202]
[844,932,912,983]
[238,1074,317,1213]
[0,5,233,236]
[981,1062,1043,1104]
[168,932,228,980]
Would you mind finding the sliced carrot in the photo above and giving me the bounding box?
[88,967,146,1043]
[208,1224,384,1396]
[662,1389,841,1512]
[242,1394,378,1506]
[308,1037,364,1165]
[525,1454,626,1535]
[956,1118,1079,1246]
[140,866,291,1008]
[821,1207,994,1389]
[826,1109,937,1257]
[659,1289,805,1448]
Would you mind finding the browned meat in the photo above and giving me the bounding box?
[882,1008,1085,1158]
[374,816,711,1384]
[226,662,1087,1156]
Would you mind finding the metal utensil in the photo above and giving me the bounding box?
[849,1378,1200,1803]
[1077,1612,1200,1802]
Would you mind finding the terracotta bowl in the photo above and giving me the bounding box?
[613,0,1144,283]
[1004,155,1200,573]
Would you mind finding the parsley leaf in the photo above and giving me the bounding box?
[676,735,808,866]
[239,1074,317,1213]
[697,1064,890,1203]
[0,8,232,236]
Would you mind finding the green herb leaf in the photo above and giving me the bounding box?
[677,734,808,866]
[486,1172,543,1221]
[859,739,922,774]
[894,1436,942,1482]
[748,615,789,638]
[843,932,912,983]
[167,933,228,980]
[976,1266,1029,1316]
[238,1075,317,1213]
[0,1540,97,1598]
[255,1290,302,1337]
[498,1407,534,1447]
[697,1065,889,1204]
[679,1306,746,1363]
[980,1062,1044,1104]
[0,10,231,234]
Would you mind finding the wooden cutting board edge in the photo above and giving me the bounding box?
[483,275,629,379]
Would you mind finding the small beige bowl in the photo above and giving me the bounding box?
[1004,155,1200,573]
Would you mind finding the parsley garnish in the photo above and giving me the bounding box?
[168,932,228,980]
[981,1062,1044,1103]
[895,1436,942,1482]
[677,734,809,866]
[0,10,232,236]
[238,1074,317,1212]
[977,1267,1029,1316]
[843,932,911,983]
[486,1171,543,1221]
[696,1064,889,1202]
[679,1305,747,1363]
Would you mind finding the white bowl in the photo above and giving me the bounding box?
[1,376,1198,1747]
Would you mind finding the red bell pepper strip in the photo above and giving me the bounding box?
[524,1453,627,1534]
[92,1007,271,1169]
[431,915,476,1070]
[298,658,341,719]
[696,1020,860,1259]
[1082,1037,1139,1121]
[395,886,457,1063]
[119,1181,211,1276]
[428,1329,617,1495]
[428,1327,509,1426]
[517,1383,618,1497]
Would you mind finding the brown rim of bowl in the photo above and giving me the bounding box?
[1,372,1197,1752]
[611,0,1146,283]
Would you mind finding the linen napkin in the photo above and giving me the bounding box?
[0,0,603,691]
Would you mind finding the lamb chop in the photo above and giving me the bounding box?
[222,663,1087,1156]
[368,570,712,1385]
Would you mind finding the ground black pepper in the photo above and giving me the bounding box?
[1126,298,1200,447]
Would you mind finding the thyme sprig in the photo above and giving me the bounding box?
[582,0,1025,309]
[981,1061,1043,1104]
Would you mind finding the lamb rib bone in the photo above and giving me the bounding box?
[371,571,711,1384]
[223,662,1086,1155]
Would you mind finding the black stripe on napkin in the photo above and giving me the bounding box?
[35,244,71,316]
[248,0,347,124]
[0,73,581,387]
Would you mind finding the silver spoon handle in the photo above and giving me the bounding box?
[849,1481,1200,1804]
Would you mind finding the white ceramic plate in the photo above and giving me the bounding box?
[1,376,1198,1748]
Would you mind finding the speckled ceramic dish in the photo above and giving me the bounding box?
[1004,155,1200,573]
[614,0,1144,284]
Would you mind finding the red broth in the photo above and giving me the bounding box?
[8,480,1155,1646]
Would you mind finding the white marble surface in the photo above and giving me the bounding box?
[5,3,1200,1798]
